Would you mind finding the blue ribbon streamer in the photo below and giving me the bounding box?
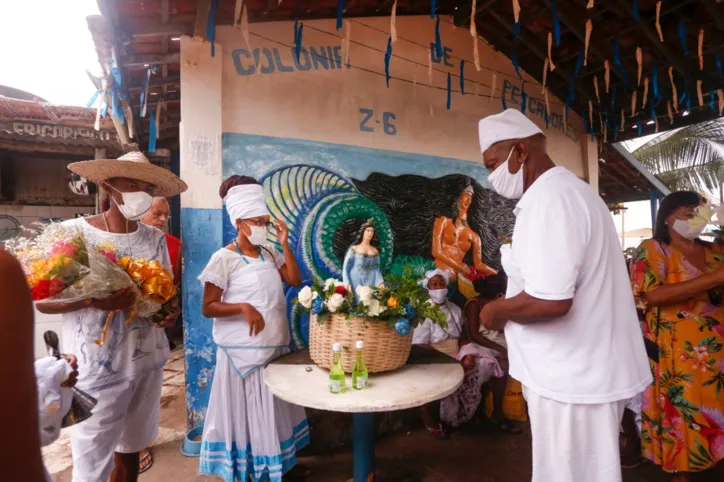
[545,112,550,129]
[207,0,217,57]
[512,48,521,79]
[430,0,436,19]
[638,120,643,136]
[434,16,443,60]
[460,60,465,95]
[149,106,157,153]
[613,38,621,66]
[86,89,102,108]
[633,0,640,22]
[294,21,304,62]
[652,61,660,101]
[447,73,452,110]
[514,21,521,41]
[384,37,392,88]
[650,103,656,123]
[574,50,584,77]
[611,86,617,110]
[614,120,620,140]
[551,0,561,46]
[521,82,527,114]
[337,0,343,30]
[502,92,507,110]
[686,92,692,112]
[111,84,125,125]
[710,88,716,110]
[680,77,689,105]
[139,71,150,116]
[717,55,723,79]
[679,19,689,57]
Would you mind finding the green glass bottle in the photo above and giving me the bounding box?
[352,340,368,390]
[329,342,346,394]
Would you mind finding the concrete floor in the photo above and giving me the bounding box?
[47,348,719,482]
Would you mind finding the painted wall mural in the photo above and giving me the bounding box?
[222,133,516,348]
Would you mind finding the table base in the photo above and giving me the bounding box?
[353,412,375,482]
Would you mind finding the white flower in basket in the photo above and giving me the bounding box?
[326,293,345,313]
[324,278,345,291]
[297,285,318,309]
[355,285,374,304]
[367,299,385,317]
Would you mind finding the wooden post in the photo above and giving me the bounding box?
[94,148,106,214]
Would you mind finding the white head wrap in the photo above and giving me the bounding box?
[478,109,545,153]
[224,184,270,224]
[421,268,452,288]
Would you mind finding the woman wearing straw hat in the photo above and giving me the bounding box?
[37,151,187,482]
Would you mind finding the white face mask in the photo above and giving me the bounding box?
[428,288,448,305]
[672,219,706,240]
[487,145,525,200]
[109,187,154,221]
[242,222,269,246]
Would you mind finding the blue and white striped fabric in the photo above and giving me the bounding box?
[199,347,309,482]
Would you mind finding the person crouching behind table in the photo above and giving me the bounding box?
[198,175,311,482]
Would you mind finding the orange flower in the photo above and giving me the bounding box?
[387,297,398,308]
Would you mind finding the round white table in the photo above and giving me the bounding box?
[264,347,464,482]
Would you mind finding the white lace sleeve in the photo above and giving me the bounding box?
[198,251,230,290]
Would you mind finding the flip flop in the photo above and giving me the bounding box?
[425,423,450,440]
[494,419,523,435]
[139,448,153,474]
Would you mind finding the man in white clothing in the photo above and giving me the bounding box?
[477,110,652,482]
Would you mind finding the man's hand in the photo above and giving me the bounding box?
[155,297,180,328]
[60,354,79,388]
[240,304,265,336]
[274,220,290,246]
[90,288,137,312]
[480,299,507,331]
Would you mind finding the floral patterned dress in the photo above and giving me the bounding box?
[631,239,724,473]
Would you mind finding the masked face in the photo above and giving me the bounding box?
[428,289,448,305]
[672,219,706,240]
[107,184,154,221]
[240,219,270,246]
[486,145,525,200]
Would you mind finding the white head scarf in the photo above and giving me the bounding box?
[478,109,545,153]
[224,184,270,224]
[421,268,452,288]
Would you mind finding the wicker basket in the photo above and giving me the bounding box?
[309,314,412,373]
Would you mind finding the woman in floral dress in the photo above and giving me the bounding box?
[631,191,724,481]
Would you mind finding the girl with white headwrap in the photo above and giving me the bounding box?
[198,175,310,482]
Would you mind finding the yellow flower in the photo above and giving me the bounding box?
[387,297,398,308]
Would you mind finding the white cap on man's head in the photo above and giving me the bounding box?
[478,109,545,153]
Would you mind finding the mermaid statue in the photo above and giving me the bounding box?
[343,219,384,304]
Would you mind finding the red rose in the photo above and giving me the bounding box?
[31,279,51,301]
[48,278,66,297]
[334,285,347,296]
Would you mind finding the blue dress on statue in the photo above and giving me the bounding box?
[343,248,384,304]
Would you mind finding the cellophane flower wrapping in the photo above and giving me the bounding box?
[7,223,138,303]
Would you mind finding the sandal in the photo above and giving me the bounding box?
[139,448,153,474]
[425,423,450,439]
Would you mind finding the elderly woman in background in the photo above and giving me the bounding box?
[630,191,724,481]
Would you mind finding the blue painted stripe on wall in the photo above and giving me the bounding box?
[182,207,223,429]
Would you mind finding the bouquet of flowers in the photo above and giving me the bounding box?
[8,223,176,344]
[295,267,447,336]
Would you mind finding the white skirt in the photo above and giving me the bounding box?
[199,348,309,482]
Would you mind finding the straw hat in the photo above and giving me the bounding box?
[68,151,187,197]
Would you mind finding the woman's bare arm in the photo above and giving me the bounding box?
[0,250,46,482]
[643,270,724,306]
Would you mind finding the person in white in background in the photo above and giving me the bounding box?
[37,151,187,482]
[198,175,310,482]
[476,109,652,482]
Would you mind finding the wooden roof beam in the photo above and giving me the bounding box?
[193,0,213,40]
[123,53,180,68]
[125,22,191,38]
[703,0,724,35]
[463,0,498,26]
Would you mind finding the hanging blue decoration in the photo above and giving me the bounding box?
[545,112,550,128]
[551,0,561,46]
[584,118,589,133]
[447,73,452,110]
[512,48,522,79]
[680,77,689,105]
[717,55,723,79]
[652,61,660,102]
[710,88,716,110]
[384,37,392,88]
[111,85,125,125]
[686,92,692,112]
[521,82,527,114]
[679,19,689,57]
[633,0,640,22]
[101,102,108,118]
[611,86,617,109]
[502,92,507,110]
[650,103,656,123]
[613,38,621,66]
[514,21,521,41]
[139,70,150,116]
[337,0,343,30]
[207,0,218,56]
[294,21,304,62]
[149,106,157,153]
[574,50,584,77]
[460,60,465,95]
[614,120,620,140]
[86,89,103,109]
[434,16,443,60]
[430,0,436,19]
[637,120,643,136]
